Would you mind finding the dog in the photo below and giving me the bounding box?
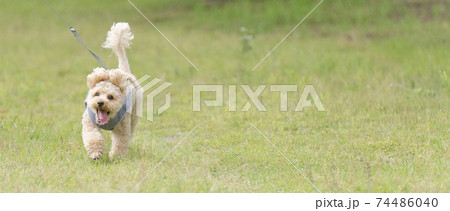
[82,22,141,159]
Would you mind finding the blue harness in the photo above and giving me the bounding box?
[84,90,132,130]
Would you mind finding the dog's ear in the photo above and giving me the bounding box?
[87,68,109,89]
[108,70,133,92]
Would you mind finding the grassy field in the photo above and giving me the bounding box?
[0,0,448,192]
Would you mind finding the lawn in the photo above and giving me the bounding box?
[0,0,448,192]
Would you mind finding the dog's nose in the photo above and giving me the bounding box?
[97,101,104,107]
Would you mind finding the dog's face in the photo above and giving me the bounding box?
[86,68,132,125]
[86,81,124,125]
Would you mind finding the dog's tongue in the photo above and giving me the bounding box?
[98,110,108,125]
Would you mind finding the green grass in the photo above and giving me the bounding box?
[0,0,448,192]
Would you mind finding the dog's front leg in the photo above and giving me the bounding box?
[110,115,132,158]
[82,111,105,159]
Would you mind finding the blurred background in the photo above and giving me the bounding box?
[0,0,448,192]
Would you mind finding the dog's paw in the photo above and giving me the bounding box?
[109,150,127,159]
[89,151,103,160]
[108,151,117,159]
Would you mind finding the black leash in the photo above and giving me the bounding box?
[42,0,108,69]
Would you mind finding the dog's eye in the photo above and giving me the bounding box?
[94,93,99,96]
[108,95,114,100]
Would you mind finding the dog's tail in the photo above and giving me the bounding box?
[102,22,134,73]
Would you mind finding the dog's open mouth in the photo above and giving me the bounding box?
[97,109,110,125]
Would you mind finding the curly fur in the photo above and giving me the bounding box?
[102,22,134,73]
[82,23,141,159]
